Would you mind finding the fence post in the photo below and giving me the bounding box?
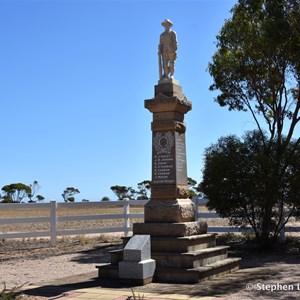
[50,200,57,247]
[123,198,130,237]
[192,197,198,220]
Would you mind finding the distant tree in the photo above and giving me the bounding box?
[1,197,13,203]
[136,180,151,200]
[36,195,45,202]
[27,180,45,203]
[110,185,136,200]
[62,187,80,202]
[187,177,198,199]
[101,196,111,202]
[1,183,31,203]
[187,177,205,198]
[200,130,300,248]
[67,196,75,202]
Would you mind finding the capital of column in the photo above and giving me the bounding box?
[145,80,192,115]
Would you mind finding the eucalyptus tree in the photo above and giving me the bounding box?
[62,187,80,202]
[208,0,300,146]
[206,0,300,247]
[1,183,31,203]
[201,131,300,248]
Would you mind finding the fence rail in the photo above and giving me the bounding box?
[0,198,299,246]
[0,200,147,246]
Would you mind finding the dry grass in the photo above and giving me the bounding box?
[0,203,299,239]
[0,204,144,234]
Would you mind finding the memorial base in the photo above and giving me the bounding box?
[97,231,241,284]
[133,221,207,237]
[96,78,240,284]
[144,198,195,223]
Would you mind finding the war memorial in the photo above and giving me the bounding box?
[97,19,241,284]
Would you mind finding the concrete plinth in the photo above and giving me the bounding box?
[119,259,156,281]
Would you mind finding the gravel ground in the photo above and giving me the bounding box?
[1,236,300,300]
[0,237,123,291]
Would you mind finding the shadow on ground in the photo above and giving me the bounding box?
[21,266,283,299]
[22,238,300,299]
[70,244,123,264]
[21,272,133,298]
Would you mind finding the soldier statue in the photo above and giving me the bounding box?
[158,19,178,80]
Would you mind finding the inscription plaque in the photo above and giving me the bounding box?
[152,131,187,185]
[175,131,187,185]
[152,131,175,184]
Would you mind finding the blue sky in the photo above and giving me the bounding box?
[1,0,263,201]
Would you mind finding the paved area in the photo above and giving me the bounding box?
[20,265,281,300]
[20,270,232,299]
[24,285,222,299]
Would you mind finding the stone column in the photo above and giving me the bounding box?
[133,78,207,237]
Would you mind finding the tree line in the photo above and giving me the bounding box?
[0,181,80,203]
[0,177,203,203]
[109,178,203,201]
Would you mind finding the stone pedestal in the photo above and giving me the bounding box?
[143,78,196,226]
[134,78,205,233]
[97,78,241,283]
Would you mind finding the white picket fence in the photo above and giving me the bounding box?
[0,199,147,246]
[0,198,299,247]
[195,197,300,241]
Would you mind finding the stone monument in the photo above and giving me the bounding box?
[119,235,155,285]
[97,19,241,283]
[133,18,206,237]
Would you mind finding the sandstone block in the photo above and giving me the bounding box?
[144,199,195,223]
[133,221,207,237]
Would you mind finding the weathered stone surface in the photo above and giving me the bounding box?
[152,246,229,268]
[155,80,183,97]
[144,199,195,223]
[133,221,208,237]
[153,258,241,283]
[153,111,184,122]
[123,235,151,261]
[152,130,188,188]
[149,234,217,253]
[150,185,189,199]
[145,94,192,114]
[151,120,186,133]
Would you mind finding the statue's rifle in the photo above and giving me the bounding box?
[158,45,162,80]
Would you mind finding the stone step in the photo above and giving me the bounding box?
[124,234,217,252]
[154,258,241,283]
[109,249,123,265]
[150,234,217,252]
[96,263,118,279]
[152,246,229,268]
